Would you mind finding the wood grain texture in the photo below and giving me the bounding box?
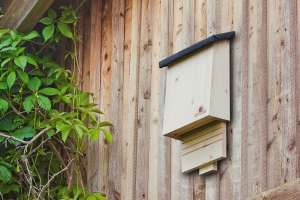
[99,0,113,194]
[0,0,54,32]
[87,0,102,192]
[267,0,298,190]
[121,0,138,199]
[246,179,300,200]
[147,0,170,198]
[134,0,153,199]
[78,0,300,199]
[107,0,125,199]
[246,0,268,196]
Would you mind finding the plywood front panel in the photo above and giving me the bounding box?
[79,0,300,199]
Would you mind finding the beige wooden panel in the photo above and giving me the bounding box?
[163,41,230,139]
[210,41,230,121]
[199,163,218,175]
[182,140,225,173]
[181,122,226,173]
[163,49,213,135]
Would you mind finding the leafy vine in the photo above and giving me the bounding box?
[0,5,110,200]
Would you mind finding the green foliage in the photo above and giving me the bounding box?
[0,6,111,200]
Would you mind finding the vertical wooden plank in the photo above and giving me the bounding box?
[193,171,205,200]
[266,0,298,190]
[147,0,172,198]
[182,0,194,46]
[205,175,219,200]
[194,0,207,41]
[147,0,160,198]
[99,0,113,194]
[239,1,250,199]
[246,0,268,197]
[296,0,300,181]
[206,0,220,36]
[108,0,125,199]
[87,0,102,192]
[135,0,156,199]
[121,0,141,199]
[280,0,298,185]
[267,0,284,189]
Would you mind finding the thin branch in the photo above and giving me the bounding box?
[0,132,27,144]
[10,103,26,119]
[0,128,50,149]
[27,138,50,157]
[37,159,75,199]
[23,128,50,155]
[27,128,50,146]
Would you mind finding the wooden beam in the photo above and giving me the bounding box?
[0,0,54,32]
[247,179,300,200]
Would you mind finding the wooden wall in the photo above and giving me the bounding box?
[77,0,300,199]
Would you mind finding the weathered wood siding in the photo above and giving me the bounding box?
[78,0,300,199]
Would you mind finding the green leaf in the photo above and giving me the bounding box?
[12,126,35,140]
[0,115,24,132]
[39,17,53,25]
[0,82,7,90]
[98,121,113,127]
[0,29,9,38]
[39,87,60,96]
[100,128,112,144]
[86,196,97,200]
[17,70,29,83]
[23,31,39,40]
[0,183,20,194]
[0,98,9,113]
[57,22,73,39]
[23,96,35,113]
[0,38,12,49]
[48,9,57,19]
[74,125,83,138]
[1,58,11,68]
[14,55,27,70]
[42,24,55,42]
[47,129,56,138]
[37,95,51,111]
[56,121,71,142]
[26,55,38,66]
[28,77,41,91]
[7,71,16,89]
[0,165,11,183]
